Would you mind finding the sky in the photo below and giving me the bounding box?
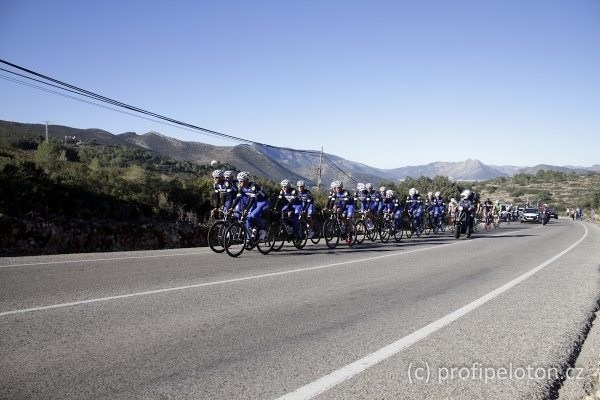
[1,0,599,168]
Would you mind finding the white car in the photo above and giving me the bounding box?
[520,208,539,223]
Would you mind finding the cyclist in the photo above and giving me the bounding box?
[365,183,382,215]
[482,198,494,229]
[326,181,354,244]
[459,189,476,237]
[296,180,315,238]
[222,170,238,212]
[382,189,402,229]
[425,191,435,227]
[492,200,502,226]
[230,172,270,240]
[273,179,302,239]
[211,169,227,217]
[448,197,459,225]
[432,191,446,228]
[405,187,424,235]
[354,183,369,214]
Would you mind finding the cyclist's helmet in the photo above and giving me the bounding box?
[224,170,234,179]
[428,191,433,198]
[212,169,224,178]
[330,181,336,189]
[365,183,373,190]
[380,186,387,193]
[332,180,343,189]
[435,191,441,197]
[281,179,291,188]
[237,171,250,182]
[357,183,365,191]
[297,180,305,187]
[386,189,394,198]
[495,199,500,204]
[461,189,471,198]
[409,187,417,197]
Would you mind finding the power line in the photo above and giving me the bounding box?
[0,59,361,183]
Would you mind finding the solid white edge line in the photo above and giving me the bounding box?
[0,225,540,317]
[0,228,523,317]
[0,224,527,269]
[0,250,212,268]
[274,223,589,400]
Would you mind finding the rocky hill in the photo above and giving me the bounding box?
[1,120,596,184]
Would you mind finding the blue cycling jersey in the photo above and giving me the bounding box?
[297,188,314,212]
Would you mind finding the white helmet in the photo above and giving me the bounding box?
[237,171,250,181]
[386,189,394,198]
[224,170,234,178]
[357,183,365,191]
[297,180,305,187]
[495,199,500,204]
[365,183,373,190]
[435,191,441,197]
[450,198,457,204]
[332,180,343,189]
[427,191,433,198]
[379,186,387,193]
[212,169,224,178]
[280,179,291,188]
[461,189,471,198]
[409,187,417,196]
[330,181,336,189]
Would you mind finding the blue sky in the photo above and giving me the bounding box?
[1,0,599,168]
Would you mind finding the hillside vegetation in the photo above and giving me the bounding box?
[473,170,600,216]
[1,130,597,255]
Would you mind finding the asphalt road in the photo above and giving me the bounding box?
[1,220,599,399]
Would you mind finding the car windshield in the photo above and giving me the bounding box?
[524,208,538,213]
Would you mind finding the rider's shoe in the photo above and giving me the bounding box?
[307,229,315,239]
[259,230,267,240]
[346,234,353,245]
[251,228,257,238]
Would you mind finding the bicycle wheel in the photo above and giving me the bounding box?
[256,229,272,255]
[433,220,441,235]
[393,221,403,242]
[423,215,431,235]
[323,220,340,249]
[293,224,307,249]
[365,219,378,242]
[405,219,413,238]
[354,220,366,244]
[380,220,391,243]
[310,220,322,244]
[269,222,285,252]
[207,221,227,253]
[224,222,247,258]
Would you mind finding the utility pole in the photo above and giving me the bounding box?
[317,147,323,191]
[42,121,50,142]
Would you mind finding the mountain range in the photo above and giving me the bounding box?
[2,120,598,185]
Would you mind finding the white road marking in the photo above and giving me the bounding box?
[0,228,524,317]
[274,224,589,400]
[0,250,212,268]
[0,225,526,269]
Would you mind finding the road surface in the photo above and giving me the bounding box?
[1,220,599,399]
